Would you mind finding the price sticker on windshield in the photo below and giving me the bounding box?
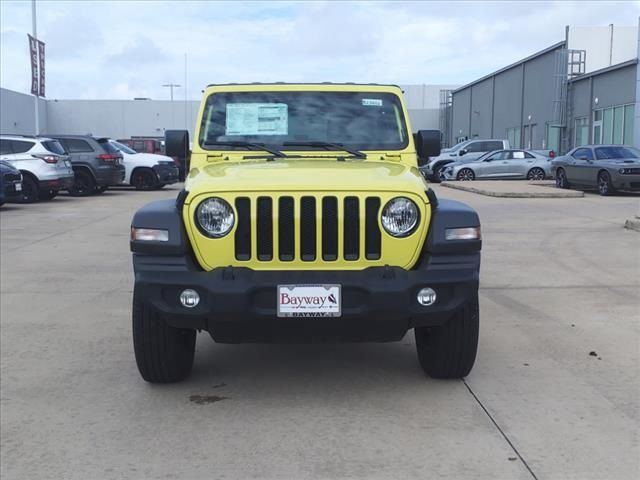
[226,103,288,136]
[362,98,383,107]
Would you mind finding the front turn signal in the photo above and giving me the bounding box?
[445,226,481,241]
[131,227,169,242]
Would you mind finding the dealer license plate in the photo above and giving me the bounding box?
[277,284,341,318]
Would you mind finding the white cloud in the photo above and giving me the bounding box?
[0,0,638,99]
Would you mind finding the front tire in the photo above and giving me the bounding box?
[132,290,196,383]
[456,168,475,181]
[415,294,479,379]
[597,171,615,196]
[131,169,158,191]
[431,164,444,183]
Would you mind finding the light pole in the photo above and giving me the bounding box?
[162,83,181,101]
[162,83,181,128]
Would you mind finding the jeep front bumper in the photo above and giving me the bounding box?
[133,252,480,342]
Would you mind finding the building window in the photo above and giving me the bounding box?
[574,117,589,146]
[506,127,521,148]
[594,103,634,145]
[547,125,560,152]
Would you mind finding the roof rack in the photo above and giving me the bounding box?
[205,82,401,88]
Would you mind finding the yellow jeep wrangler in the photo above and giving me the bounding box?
[130,83,481,383]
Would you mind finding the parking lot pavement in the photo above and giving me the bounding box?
[1,186,639,480]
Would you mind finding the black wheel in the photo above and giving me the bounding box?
[132,289,196,383]
[431,164,444,183]
[456,168,475,181]
[20,175,39,203]
[415,293,479,379]
[131,169,158,191]
[527,167,545,181]
[555,168,569,189]
[69,169,95,196]
[38,189,57,201]
[155,183,166,190]
[597,171,615,196]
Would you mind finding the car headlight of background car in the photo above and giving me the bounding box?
[381,197,419,237]
[195,197,235,237]
[618,167,640,175]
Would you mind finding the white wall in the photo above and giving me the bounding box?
[1,88,47,135]
[45,99,200,139]
[568,25,638,73]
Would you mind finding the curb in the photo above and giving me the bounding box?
[624,217,640,232]
[440,182,584,198]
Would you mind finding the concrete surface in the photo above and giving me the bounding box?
[441,180,585,198]
[1,185,639,480]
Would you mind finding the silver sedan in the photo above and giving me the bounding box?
[440,149,552,181]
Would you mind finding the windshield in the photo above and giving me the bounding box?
[110,140,137,154]
[199,91,409,152]
[594,146,639,160]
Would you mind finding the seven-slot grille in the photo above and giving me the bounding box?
[234,196,382,262]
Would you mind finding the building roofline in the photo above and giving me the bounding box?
[568,58,638,83]
[452,41,566,93]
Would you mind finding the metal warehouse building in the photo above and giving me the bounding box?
[442,24,639,152]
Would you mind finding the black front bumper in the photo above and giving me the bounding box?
[133,253,480,343]
[153,163,180,185]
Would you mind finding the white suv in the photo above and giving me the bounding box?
[108,140,179,190]
[0,135,75,202]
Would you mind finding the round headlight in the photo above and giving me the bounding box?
[195,197,235,238]
[381,197,419,237]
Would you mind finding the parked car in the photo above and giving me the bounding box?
[0,160,23,206]
[551,145,640,196]
[48,135,126,196]
[0,135,74,202]
[108,140,179,190]
[420,138,510,182]
[119,137,187,181]
[440,149,551,181]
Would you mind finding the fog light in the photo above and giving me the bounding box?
[179,289,200,308]
[417,287,437,306]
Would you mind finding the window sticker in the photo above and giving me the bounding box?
[362,98,383,107]
[226,103,288,135]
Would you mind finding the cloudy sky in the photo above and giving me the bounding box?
[0,1,638,100]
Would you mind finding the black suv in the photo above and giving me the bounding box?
[48,135,126,196]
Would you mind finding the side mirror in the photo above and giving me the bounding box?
[165,130,189,159]
[459,148,468,156]
[484,158,492,162]
[414,130,441,166]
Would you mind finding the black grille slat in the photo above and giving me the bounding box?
[343,197,359,260]
[257,197,273,261]
[300,197,316,261]
[365,197,381,260]
[234,198,251,261]
[278,197,295,261]
[322,197,338,261]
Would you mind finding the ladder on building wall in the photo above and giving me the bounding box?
[552,49,586,153]
[438,89,453,148]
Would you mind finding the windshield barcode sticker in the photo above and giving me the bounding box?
[226,103,288,136]
[362,98,383,107]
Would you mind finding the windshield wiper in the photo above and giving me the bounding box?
[283,141,367,159]
[203,141,286,158]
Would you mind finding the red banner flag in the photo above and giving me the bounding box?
[37,40,45,97]
[27,34,38,96]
